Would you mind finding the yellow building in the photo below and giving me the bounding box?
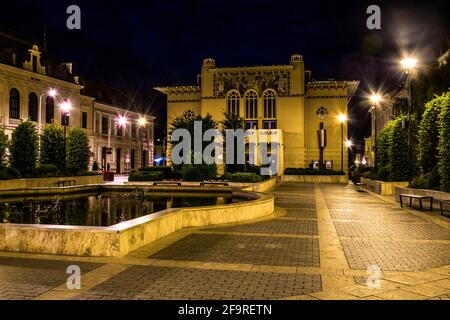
[0,32,154,173]
[156,54,358,175]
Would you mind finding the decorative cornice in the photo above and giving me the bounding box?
[168,99,201,103]
[154,86,201,95]
[306,95,348,99]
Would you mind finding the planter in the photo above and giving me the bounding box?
[282,175,348,184]
[361,178,409,196]
[103,172,115,182]
[0,175,103,191]
[395,187,450,206]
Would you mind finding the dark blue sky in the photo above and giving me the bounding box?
[1,0,449,139]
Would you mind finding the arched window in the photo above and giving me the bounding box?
[28,92,38,122]
[245,91,258,119]
[263,90,277,119]
[45,96,55,124]
[9,88,20,120]
[227,91,240,116]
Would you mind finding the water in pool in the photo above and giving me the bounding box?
[0,193,241,227]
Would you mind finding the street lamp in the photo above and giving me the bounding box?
[60,100,72,171]
[400,57,418,184]
[338,114,348,172]
[370,94,382,171]
[138,117,147,168]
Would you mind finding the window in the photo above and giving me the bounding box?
[117,127,123,137]
[9,88,20,120]
[263,120,277,130]
[61,114,69,126]
[82,112,88,129]
[101,117,108,135]
[45,97,55,123]
[263,90,277,119]
[131,123,137,139]
[28,92,38,122]
[245,120,258,130]
[245,90,258,119]
[227,91,240,116]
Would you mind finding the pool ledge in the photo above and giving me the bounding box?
[0,191,274,257]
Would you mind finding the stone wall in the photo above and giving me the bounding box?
[282,175,348,184]
[361,178,409,196]
[0,175,103,191]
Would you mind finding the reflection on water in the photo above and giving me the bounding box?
[0,193,237,227]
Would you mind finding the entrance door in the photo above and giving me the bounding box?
[116,148,121,174]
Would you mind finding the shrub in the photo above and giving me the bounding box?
[221,172,232,181]
[37,164,59,177]
[172,169,183,180]
[0,129,9,169]
[9,120,38,176]
[230,173,262,183]
[438,92,450,192]
[377,167,391,181]
[40,124,65,170]
[66,128,90,173]
[388,116,410,182]
[418,97,442,174]
[182,165,204,182]
[411,173,432,190]
[284,168,345,176]
[140,166,173,179]
[129,171,164,182]
[0,167,21,180]
[92,161,99,172]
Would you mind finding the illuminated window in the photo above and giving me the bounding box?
[227,91,240,116]
[263,90,277,119]
[9,88,20,119]
[245,90,258,119]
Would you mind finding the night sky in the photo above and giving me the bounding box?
[1,0,449,142]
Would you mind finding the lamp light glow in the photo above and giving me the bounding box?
[345,139,353,149]
[338,114,348,123]
[117,115,128,128]
[60,100,72,115]
[138,117,147,127]
[401,58,418,70]
[48,89,57,97]
[370,94,382,104]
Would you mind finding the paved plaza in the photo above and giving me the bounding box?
[1,182,450,300]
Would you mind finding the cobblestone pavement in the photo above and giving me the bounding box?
[1,182,450,300]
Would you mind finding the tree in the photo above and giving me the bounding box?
[66,128,90,173]
[0,128,9,169]
[417,95,444,174]
[220,112,245,173]
[389,116,410,181]
[438,92,450,192]
[376,120,395,175]
[40,123,65,170]
[9,120,38,176]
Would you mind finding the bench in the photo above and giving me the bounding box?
[400,194,433,211]
[440,200,450,217]
[55,180,76,187]
[200,182,230,187]
[152,182,182,186]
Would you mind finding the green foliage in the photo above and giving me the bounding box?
[40,123,65,170]
[438,93,450,192]
[66,128,90,173]
[129,171,164,182]
[376,120,395,170]
[0,167,21,180]
[37,164,59,177]
[284,168,345,176]
[220,112,245,173]
[0,128,9,169]
[377,167,391,181]
[9,120,38,176]
[182,165,204,182]
[418,96,443,174]
[230,173,262,183]
[140,166,173,179]
[389,116,410,181]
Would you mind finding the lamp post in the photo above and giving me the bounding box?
[400,57,418,184]
[60,100,72,171]
[370,94,382,171]
[138,117,147,168]
[338,114,348,172]
[116,115,129,174]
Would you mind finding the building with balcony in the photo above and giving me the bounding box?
[156,55,358,174]
[0,30,154,173]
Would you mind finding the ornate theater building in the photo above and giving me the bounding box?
[156,55,359,175]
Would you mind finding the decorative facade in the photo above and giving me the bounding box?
[156,55,359,174]
[0,32,154,173]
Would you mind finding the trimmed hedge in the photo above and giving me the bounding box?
[182,166,204,182]
[129,171,164,182]
[37,164,59,177]
[0,167,21,180]
[284,168,345,176]
[140,166,173,178]
[438,92,450,192]
[230,173,262,183]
